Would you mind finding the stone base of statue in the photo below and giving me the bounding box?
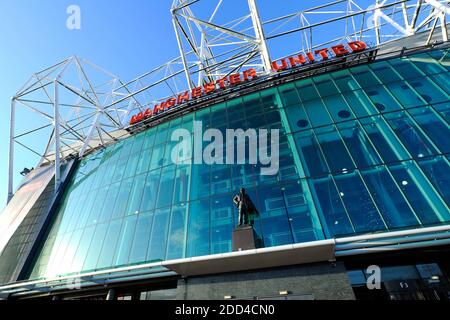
[232,224,257,252]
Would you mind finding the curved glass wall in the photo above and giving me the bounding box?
[28,48,450,279]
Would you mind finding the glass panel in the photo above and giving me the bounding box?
[430,73,450,95]
[284,181,324,242]
[432,102,450,123]
[98,182,120,223]
[331,70,360,92]
[409,107,450,154]
[113,215,137,266]
[186,199,210,257]
[385,81,424,108]
[360,116,410,163]
[211,103,227,128]
[147,208,171,261]
[315,126,355,174]
[111,155,128,183]
[82,224,108,271]
[210,193,234,254]
[173,164,191,204]
[295,79,320,102]
[257,184,293,247]
[96,220,122,269]
[277,135,302,181]
[313,74,340,97]
[409,77,449,104]
[129,212,153,264]
[131,132,145,154]
[302,98,333,127]
[427,49,450,70]
[125,173,147,215]
[163,140,178,167]
[231,164,257,189]
[384,111,439,159]
[365,85,402,112]
[309,175,354,236]
[260,88,281,111]
[285,104,311,132]
[77,192,96,228]
[361,166,420,228]
[342,90,378,117]
[166,204,188,260]
[136,147,152,175]
[195,107,211,130]
[111,178,133,219]
[351,65,381,87]
[226,100,242,122]
[142,128,156,150]
[60,229,83,273]
[369,61,402,83]
[156,165,176,209]
[294,130,329,177]
[140,169,161,212]
[70,226,96,272]
[337,121,382,168]
[154,122,170,145]
[182,113,194,131]
[389,58,425,79]
[278,83,301,107]
[191,163,211,200]
[123,150,139,179]
[211,164,232,195]
[85,187,108,225]
[334,171,386,233]
[242,93,264,116]
[418,156,450,206]
[322,94,355,122]
[389,161,450,225]
[409,53,447,75]
[148,143,165,171]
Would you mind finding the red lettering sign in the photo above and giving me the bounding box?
[271,41,367,72]
[129,42,367,126]
[129,68,258,125]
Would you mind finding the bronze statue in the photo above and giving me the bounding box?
[233,188,259,227]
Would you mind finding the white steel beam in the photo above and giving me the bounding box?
[54,80,61,193]
[7,98,16,203]
[173,16,194,90]
[248,0,272,73]
[425,0,450,15]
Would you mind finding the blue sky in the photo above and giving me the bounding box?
[0,0,374,208]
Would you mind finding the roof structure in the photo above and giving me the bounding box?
[7,0,450,202]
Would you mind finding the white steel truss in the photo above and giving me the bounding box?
[7,0,450,202]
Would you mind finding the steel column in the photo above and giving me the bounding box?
[7,98,16,203]
[248,0,272,73]
[172,16,194,91]
[54,80,61,193]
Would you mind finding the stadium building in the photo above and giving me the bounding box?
[1,0,450,300]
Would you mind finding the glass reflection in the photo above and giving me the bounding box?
[26,48,450,280]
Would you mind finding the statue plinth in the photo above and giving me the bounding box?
[232,225,257,252]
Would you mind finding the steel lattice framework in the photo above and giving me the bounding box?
[7,0,450,202]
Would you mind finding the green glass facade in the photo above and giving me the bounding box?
[28,48,450,280]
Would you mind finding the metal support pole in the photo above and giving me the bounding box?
[7,98,16,204]
[439,12,448,42]
[54,79,61,193]
[248,0,272,73]
[79,113,100,157]
[172,16,194,91]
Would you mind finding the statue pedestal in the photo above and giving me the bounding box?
[232,225,256,252]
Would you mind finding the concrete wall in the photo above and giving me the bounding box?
[176,261,355,300]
